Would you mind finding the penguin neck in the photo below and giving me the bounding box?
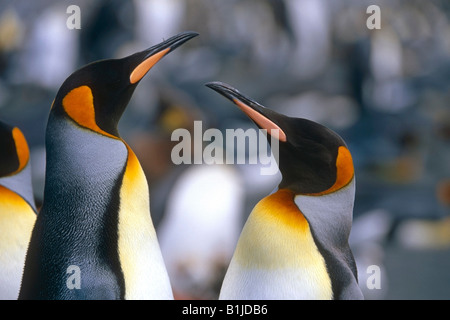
[234,188,326,269]
[221,188,333,299]
[294,178,362,299]
[0,162,37,213]
[42,117,130,272]
[41,116,171,299]
[43,114,159,241]
[0,184,36,219]
[44,117,128,201]
[294,178,356,247]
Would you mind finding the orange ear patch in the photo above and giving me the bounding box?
[63,85,97,131]
[129,48,170,84]
[62,85,114,138]
[309,146,354,196]
[11,127,29,173]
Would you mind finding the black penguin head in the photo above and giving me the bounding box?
[206,82,354,195]
[51,31,198,137]
[0,121,29,178]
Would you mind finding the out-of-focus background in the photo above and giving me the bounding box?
[0,0,449,300]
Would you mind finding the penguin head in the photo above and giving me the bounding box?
[0,121,30,178]
[50,31,198,137]
[206,82,354,195]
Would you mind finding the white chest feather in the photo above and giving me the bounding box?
[117,147,173,300]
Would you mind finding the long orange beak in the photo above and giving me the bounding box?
[130,31,198,84]
[206,81,287,142]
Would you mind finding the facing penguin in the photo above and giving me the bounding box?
[0,121,37,300]
[206,82,363,300]
[19,31,198,300]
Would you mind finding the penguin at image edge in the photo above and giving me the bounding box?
[206,81,363,300]
[0,121,37,300]
[19,31,198,300]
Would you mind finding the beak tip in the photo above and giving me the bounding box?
[205,81,230,89]
[186,30,200,38]
[130,31,199,84]
[168,30,199,51]
[142,30,199,58]
[205,81,285,141]
[204,81,220,93]
[205,81,237,100]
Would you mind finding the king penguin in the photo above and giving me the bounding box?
[206,82,363,300]
[19,31,198,300]
[0,121,37,300]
